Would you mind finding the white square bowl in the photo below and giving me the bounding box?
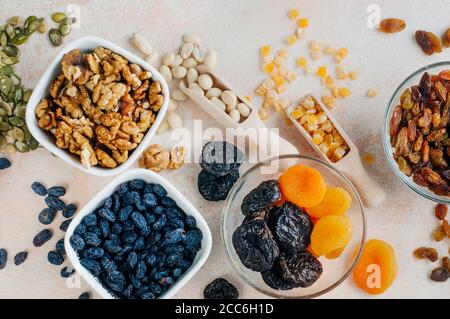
[25,36,170,176]
[64,168,212,299]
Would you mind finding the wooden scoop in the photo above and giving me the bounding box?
[287,96,386,208]
[179,65,299,166]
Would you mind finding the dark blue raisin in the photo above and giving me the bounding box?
[124,191,140,206]
[153,214,167,231]
[84,247,104,259]
[38,208,57,225]
[172,268,183,278]
[0,158,11,170]
[47,186,66,197]
[122,220,136,231]
[169,219,184,229]
[80,258,101,275]
[78,292,90,299]
[45,195,66,211]
[145,254,157,266]
[144,213,156,225]
[129,179,146,191]
[166,252,183,267]
[122,231,138,244]
[151,206,165,215]
[103,196,113,209]
[82,213,97,226]
[112,194,121,212]
[135,261,147,279]
[31,182,47,196]
[99,208,115,222]
[131,212,147,230]
[123,284,134,298]
[118,206,133,222]
[133,237,145,251]
[74,223,87,235]
[104,239,122,254]
[153,269,170,281]
[164,244,184,254]
[55,238,65,254]
[140,226,151,237]
[61,266,75,278]
[83,232,101,247]
[117,182,129,197]
[164,228,186,245]
[166,207,185,220]
[101,257,117,272]
[88,226,102,237]
[60,219,72,232]
[160,196,177,207]
[70,234,85,251]
[143,193,157,207]
[48,251,64,265]
[152,184,168,198]
[62,203,77,218]
[148,283,162,295]
[111,223,123,234]
[135,201,147,212]
[99,219,110,238]
[159,277,174,287]
[127,251,138,269]
[185,215,196,229]
[141,292,156,299]
[33,229,53,247]
[179,258,192,270]
[184,229,203,248]
[130,274,142,289]
[14,251,28,265]
[0,249,7,269]
[148,232,162,246]
[106,270,126,292]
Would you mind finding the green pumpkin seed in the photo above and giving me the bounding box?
[26,19,41,35]
[14,87,22,102]
[1,56,19,65]
[23,16,37,29]
[0,76,12,95]
[63,17,77,25]
[5,24,14,38]
[3,45,20,58]
[59,23,71,36]
[0,121,10,131]
[13,106,26,118]
[0,135,6,146]
[1,65,14,76]
[38,19,46,34]
[22,125,32,141]
[7,16,22,27]
[28,137,39,150]
[48,28,63,47]
[22,89,32,102]
[51,12,67,23]
[0,109,6,117]
[8,116,24,127]
[0,100,12,116]
[5,143,16,154]
[14,140,28,152]
[10,33,28,46]
[0,32,7,47]
[9,74,20,85]
[12,127,24,141]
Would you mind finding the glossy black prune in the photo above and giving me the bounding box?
[0,249,7,269]
[33,229,53,247]
[198,169,239,201]
[200,141,243,176]
[261,269,295,291]
[232,219,279,272]
[14,251,28,266]
[268,202,313,253]
[241,180,282,216]
[278,251,322,288]
[203,278,239,299]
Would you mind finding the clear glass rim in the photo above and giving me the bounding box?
[382,61,450,205]
[221,154,367,299]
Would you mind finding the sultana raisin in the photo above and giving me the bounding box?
[432,224,446,242]
[434,204,448,220]
[413,247,438,262]
[390,105,402,137]
[443,28,450,48]
[442,220,450,237]
[379,18,406,34]
[430,266,449,282]
[415,30,442,55]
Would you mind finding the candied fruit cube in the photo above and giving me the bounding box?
[266,89,278,99]
[305,123,319,132]
[297,18,309,28]
[286,71,297,83]
[335,47,348,63]
[302,96,316,109]
[305,108,317,115]
[277,49,288,58]
[317,112,327,124]
[348,70,359,80]
[318,142,329,154]
[306,115,319,125]
[333,147,347,160]
[309,40,321,51]
[276,84,287,94]
[263,61,276,74]
[339,87,352,98]
[263,98,275,109]
[312,133,323,145]
[258,109,268,120]
[324,45,337,55]
[288,9,299,20]
[367,88,378,97]
[320,120,333,132]
[255,86,266,96]
[324,134,333,145]
[311,51,322,61]
[296,28,306,39]
[244,95,252,102]
[262,78,275,90]
[260,45,272,58]
[322,95,335,109]
[291,108,304,119]
[322,76,335,87]
[317,66,327,78]
[296,56,307,68]
[286,34,298,45]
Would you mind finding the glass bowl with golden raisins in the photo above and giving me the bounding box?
[383,61,450,204]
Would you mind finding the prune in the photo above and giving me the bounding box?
[241,180,281,216]
[61,266,76,278]
[55,238,65,254]
[45,195,66,211]
[200,141,243,176]
[268,202,313,253]
[430,266,449,282]
[203,278,239,299]
[31,182,47,196]
[198,169,239,201]
[60,219,72,232]
[62,203,77,218]
[0,249,7,269]
[48,251,64,265]
[38,208,57,225]
[33,229,53,247]
[261,269,295,291]
[47,186,66,197]
[70,234,86,251]
[0,158,11,170]
[78,292,90,299]
[232,219,279,272]
[14,251,28,266]
[278,251,322,288]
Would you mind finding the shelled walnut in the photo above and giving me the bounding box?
[35,47,163,168]
[139,144,186,172]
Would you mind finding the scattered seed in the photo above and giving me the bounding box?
[51,12,67,23]
[59,23,71,36]
[48,28,63,47]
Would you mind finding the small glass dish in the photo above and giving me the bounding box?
[382,61,450,204]
[221,155,366,299]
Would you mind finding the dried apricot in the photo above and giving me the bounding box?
[278,165,326,208]
[306,187,352,218]
[325,247,344,260]
[310,215,352,256]
[379,18,406,34]
[352,239,397,295]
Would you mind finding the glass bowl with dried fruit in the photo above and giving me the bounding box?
[222,155,366,298]
[25,36,170,176]
[383,61,450,204]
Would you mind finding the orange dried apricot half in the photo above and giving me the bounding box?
[278,165,326,208]
[306,186,352,218]
[352,239,397,295]
[310,215,352,256]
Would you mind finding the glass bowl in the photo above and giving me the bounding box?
[382,61,450,204]
[221,155,366,299]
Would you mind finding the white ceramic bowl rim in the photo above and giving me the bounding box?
[65,168,212,299]
[25,36,170,177]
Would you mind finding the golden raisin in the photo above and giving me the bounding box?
[443,28,450,48]
[434,204,448,220]
[415,30,442,55]
[432,224,447,241]
[413,247,438,262]
[442,257,450,271]
[379,18,406,34]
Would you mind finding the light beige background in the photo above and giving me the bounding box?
[0,0,449,299]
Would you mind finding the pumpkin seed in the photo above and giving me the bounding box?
[15,140,28,152]
[0,76,12,95]
[59,24,71,36]
[0,100,12,116]
[8,116,24,127]
[48,29,63,47]
[10,33,28,46]
[0,109,6,117]
[51,12,67,23]
[28,137,39,150]
[0,122,11,131]
[13,106,25,118]
[22,89,32,102]
[1,56,19,65]
[7,16,22,27]
[63,17,77,25]
[13,127,24,141]
[1,66,14,76]
[23,16,37,29]
[5,24,14,38]
[3,45,20,58]
[14,87,22,102]
[38,20,46,34]
[0,135,6,146]
[5,143,16,154]
[9,74,20,85]
[0,32,7,47]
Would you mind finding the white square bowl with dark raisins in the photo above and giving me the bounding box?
[65,168,212,299]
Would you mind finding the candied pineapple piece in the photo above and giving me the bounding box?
[276,84,288,94]
[258,109,268,121]
[305,108,317,115]
[305,123,319,132]
[296,56,307,68]
[244,95,252,102]
[263,61,276,74]
[288,9,299,20]
[324,134,333,145]
[317,66,327,78]
[286,34,298,45]
[322,95,335,109]
[367,88,378,97]
[263,98,275,109]
[262,78,275,90]
[348,70,359,80]
[318,142,329,155]
[291,107,304,119]
[333,147,347,160]
[339,87,352,98]
[322,76,335,87]
[272,75,285,87]
[277,49,288,58]
[302,96,316,109]
[323,45,337,55]
[286,71,297,83]
[297,18,309,28]
[312,133,324,145]
[306,115,319,125]
[260,45,272,58]
[320,120,333,132]
[266,89,278,99]
[255,86,266,96]
[335,47,348,63]
[311,51,322,61]
[309,40,321,51]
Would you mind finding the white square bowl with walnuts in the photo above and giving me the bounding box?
[26,36,170,176]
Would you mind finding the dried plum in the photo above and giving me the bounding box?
[0,249,7,269]
[241,180,281,216]
[33,229,53,247]
[278,251,322,288]
[203,278,239,299]
[48,251,64,265]
[261,269,295,290]
[200,141,243,176]
[31,182,47,196]
[0,158,11,170]
[38,208,57,225]
[198,169,239,201]
[268,202,313,253]
[14,251,28,266]
[232,219,279,272]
